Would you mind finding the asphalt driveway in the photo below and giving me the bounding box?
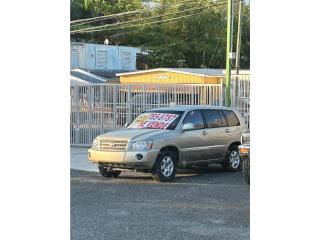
[71,165,250,240]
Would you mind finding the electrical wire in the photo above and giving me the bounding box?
[106,5,224,39]
[71,5,226,34]
[71,3,222,33]
[72,11,212,34]
[71,0,226,25]
[71,0,204,27]
[152,22,224,53]
[208,25,225,67]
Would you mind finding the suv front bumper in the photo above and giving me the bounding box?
[88,148,160,170]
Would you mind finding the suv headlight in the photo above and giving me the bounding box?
[241,133,250,145]
[92,138,100,150]
[131,140,153,151]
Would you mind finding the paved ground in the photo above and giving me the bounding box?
[71,147,250,240]
[71,147,97,172]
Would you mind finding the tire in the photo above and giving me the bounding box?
[110,170,121,178]
[222,145,241,172]
[242,157,250,185]
[152,150,178,182]
[98,165,121,178]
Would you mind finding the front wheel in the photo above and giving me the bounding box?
[152,150,178,182]
[98,165,121,178]
[222,145,241,172]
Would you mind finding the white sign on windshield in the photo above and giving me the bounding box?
[129,113,179,129]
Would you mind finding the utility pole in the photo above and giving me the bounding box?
[235,0,243,101]
[235,0,243,75]
[225,0,234,106]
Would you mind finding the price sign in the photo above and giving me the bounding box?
[129,113,179,129]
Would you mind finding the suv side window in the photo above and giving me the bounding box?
[202,110,223,128]
[218,110,228,127]
[221,110,240,127]
[183,110,204,129]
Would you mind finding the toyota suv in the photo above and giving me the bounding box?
[88,106,247,182]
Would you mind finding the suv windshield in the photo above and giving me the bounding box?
[127,110,183,130]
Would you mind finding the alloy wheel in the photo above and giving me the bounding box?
[160,156,174,177]
[229,150,240,169]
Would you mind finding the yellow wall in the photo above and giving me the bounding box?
[120,71,222,84]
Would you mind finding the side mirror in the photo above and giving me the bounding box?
[181,123,195,132]
[124,122,129,128]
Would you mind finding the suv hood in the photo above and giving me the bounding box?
[96,128,171,142]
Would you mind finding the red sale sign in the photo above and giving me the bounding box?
[129,113,179,129]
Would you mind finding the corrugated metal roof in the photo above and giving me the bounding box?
[70,69,106,84]
[89,69,132,79]
[165,68,225,76]
[116,68,250,77]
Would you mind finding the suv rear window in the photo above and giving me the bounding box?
[202,110,224,128]
[221,110,240,127]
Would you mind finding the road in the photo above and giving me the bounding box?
[71,165,250,240]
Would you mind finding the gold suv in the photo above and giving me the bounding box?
[88,106,247,182]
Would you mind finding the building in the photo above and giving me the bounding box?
[70,42,147,71]
[116,68,249,84]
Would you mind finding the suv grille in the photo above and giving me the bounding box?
[99,139,128,152]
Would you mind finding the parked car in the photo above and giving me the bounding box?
[239,132,250,185]
[88,106,248,182]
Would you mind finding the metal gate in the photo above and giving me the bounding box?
[230,75,250,127]
[70,83,223,146]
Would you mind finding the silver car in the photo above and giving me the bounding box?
[88,106,247,182]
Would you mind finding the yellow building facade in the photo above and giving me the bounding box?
[117,68,224,85]
[116,68,225,105]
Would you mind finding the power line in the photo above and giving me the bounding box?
[153,22,224,53]
[208,25,225,67]
[71,3,222,33]
[71,5,226,34]
[71,9,140,24]
[71,0,205,27]
[108,10,223,39]
[72,10,215,34]
[71,0,225,25]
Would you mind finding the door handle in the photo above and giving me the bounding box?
[202,131,208,135]
[224,128,230,133]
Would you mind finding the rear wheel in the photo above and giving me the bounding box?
[98,165,121,178]
[222,145,241,172]
[152,150,178,182]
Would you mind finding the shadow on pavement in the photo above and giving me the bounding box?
[71,163,246,185]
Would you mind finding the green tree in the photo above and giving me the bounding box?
[70,0,250,69]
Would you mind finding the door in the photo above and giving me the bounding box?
[178,110,209,165]
[220,110,242,151]
[201,109,230,160]
[96,45,108,70]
